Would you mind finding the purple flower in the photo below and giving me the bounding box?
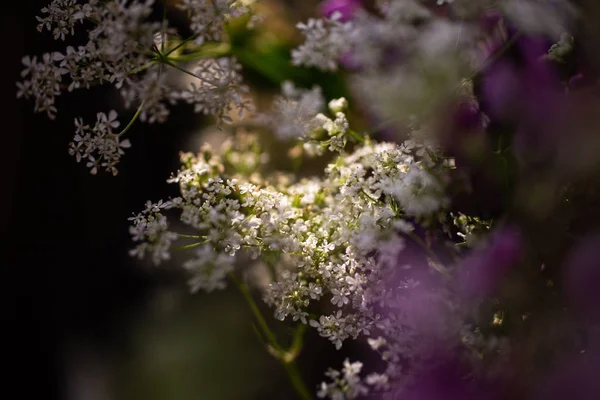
[458,225,522,300]
[319,0,362,22]
[479,59,521,122]
[476,15,565,167]
[437,99,490,165]
[479,10,504,37]
[479,33,558,124]
[452,100,485,131]
[397,359,501,400]
[338,50,363,71]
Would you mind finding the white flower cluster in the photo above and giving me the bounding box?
[36,0,95,40]
[173,57,253,123]
[288,0,473,127]
[317,358,390,399]
[19,0,254,174]
[261,81,325,141]
[129,199,181,264]
[68,110,131,175]
[259,88,356,158]
[17,53,66,120]
[291,0,574,130]
[177,0,252,45]
[317,359,368,400]
[128,95,456,397]
[291,12,353,72]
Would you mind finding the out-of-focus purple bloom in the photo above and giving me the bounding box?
[436,98,509,217]
[338,50,363,71]
[568,72,594,90]
[319,0,362,22]
[479,32,559,125]
[564,234,600,323]
[438,99,490,165]
[318,1,364,70]
[389,354,505,400]
[476,14,564,167]
[479,10,504,37]
[567,58,598,93]
[452,100,485,131]
[458,225,522,300]
[479,59,521,123]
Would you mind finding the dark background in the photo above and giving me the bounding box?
[4,1,189,398]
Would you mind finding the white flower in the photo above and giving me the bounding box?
[367,336,387,351]
[128,206,178,265]
[318,359,368,399]
[328,97,348,114]
[120,70,176,124]
[36,0,92,40]
[184,244,236,292]
[292,14,353,72]
[174,57,253,124]
[384,164,447,216]
[365,373,389,390]
[177,0,250,45]
[16,53,67,119]
[68,110,131,175]
[262,81,325,140]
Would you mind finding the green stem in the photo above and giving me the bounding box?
[118,100,145,137]
[176,233,203,239]
[347,129,365,143]
[285,323,307,363]
[228,273,313,400]
[282,361,312,400]
[166,43,231,62]
[127,61,156,76]
[163,60,215,86]
[171,242,206,251]
[160,0,168,54]
[360,189,379,204]
[229,273,283,352]
[164,31,204,57]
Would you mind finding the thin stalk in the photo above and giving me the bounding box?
[228,273,313,400]
[118,100,145,137]
[127,61,156,76]
[166,42,231,62]
[164,31,204,57]
[163,60,215,86]
[171,242,206,251]
[160,0,168,54]
[176,233,203,239]
[347,129,366,143]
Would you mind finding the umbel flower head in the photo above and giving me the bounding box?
[18,0,253,175]
[68,110,132,175]
[126,89,467,397]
